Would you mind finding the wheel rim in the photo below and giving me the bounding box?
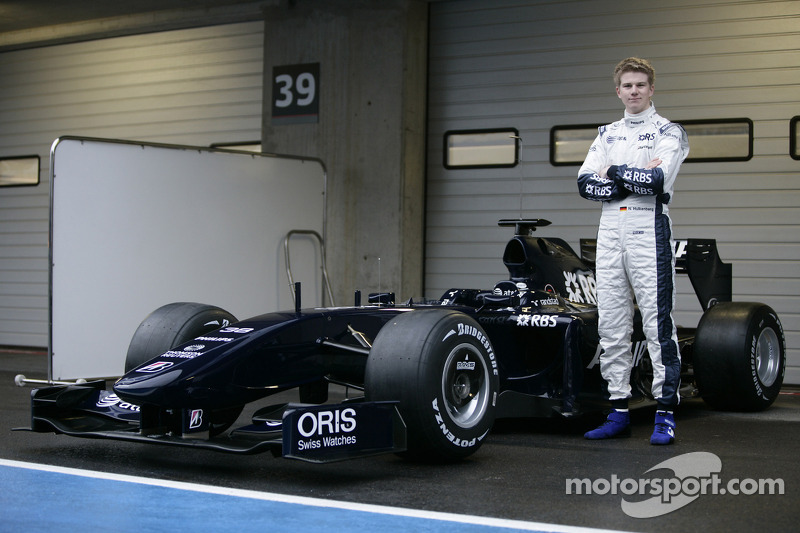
[441,343,490,429]
[756,327,781,387]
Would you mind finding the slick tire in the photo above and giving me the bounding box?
[693,302,785,412]
[365,309,499,461]
[125,302,240,436]
[125,302,237,373]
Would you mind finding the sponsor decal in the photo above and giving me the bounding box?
[632,340,648,367]
[587,340,647,369]
[457,360,476,371]
[183,345,205,352]
[181,407,208,435]
[477,315,512,326]
[623,184,655,195]
[563,270,597,304]
[493,287,517,297]
[440,289,460,305]
[283,403,401,461]
[454,323,498,375]
[189,409,204,429]
[137,361,174,373]
[219,327,255,334]
[96,393,140,412]
[160,344,207,359]
[622,169,653,184]
[751,331,766,399]
[673,240,687,260]
[584,181,614,198]
[163,351,202,359]
[294,407,358,451]
[532,296,560,307]
[587,344,602,368]
[659,123,677,135]
[195,336,235,342]
[515,314,558,328]
[431,397,488,448]
[203,318,231,328]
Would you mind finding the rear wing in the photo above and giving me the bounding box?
[580,238,732,310]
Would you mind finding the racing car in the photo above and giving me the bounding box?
[22,219,786,463]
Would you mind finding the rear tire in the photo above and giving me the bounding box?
[365,309,498,461]
[693,302,785,411]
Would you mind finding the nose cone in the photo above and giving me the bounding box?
[114,364,192,406]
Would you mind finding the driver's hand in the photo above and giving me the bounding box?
[645,158,662,169]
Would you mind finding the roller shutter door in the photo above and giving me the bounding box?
[0,21,263,347]
[426,0,800,383]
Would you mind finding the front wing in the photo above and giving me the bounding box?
[19,381,407,463]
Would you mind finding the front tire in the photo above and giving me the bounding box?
[125,302,237,373]
[125,302,241,435]
[365,309,499,461]
[693,302,785,411]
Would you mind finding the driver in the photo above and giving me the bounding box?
[577,57,689,445]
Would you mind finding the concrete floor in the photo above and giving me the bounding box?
[2,349,798,533]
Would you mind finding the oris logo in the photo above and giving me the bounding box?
[296,408,357,437]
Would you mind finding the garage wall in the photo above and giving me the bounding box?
[426,0,800,382]
[0,21,264,348]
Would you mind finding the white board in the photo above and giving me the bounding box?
[49,137,325,380]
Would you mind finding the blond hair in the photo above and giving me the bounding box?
[613,57,655,87]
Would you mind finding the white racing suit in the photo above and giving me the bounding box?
[577,104,689,409]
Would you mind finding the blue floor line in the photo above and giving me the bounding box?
[0,460,623,533]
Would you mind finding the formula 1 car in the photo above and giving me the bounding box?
[22,219,786,462]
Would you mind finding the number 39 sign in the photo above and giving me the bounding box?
[272,63,320,125]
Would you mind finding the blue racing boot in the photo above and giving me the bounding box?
[650,410,676,445]
[584,410,631,439]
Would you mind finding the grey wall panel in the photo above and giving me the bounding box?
[427,0,800,383]
[0,21,263,348]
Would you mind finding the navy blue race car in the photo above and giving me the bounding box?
[22,219,786,462]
